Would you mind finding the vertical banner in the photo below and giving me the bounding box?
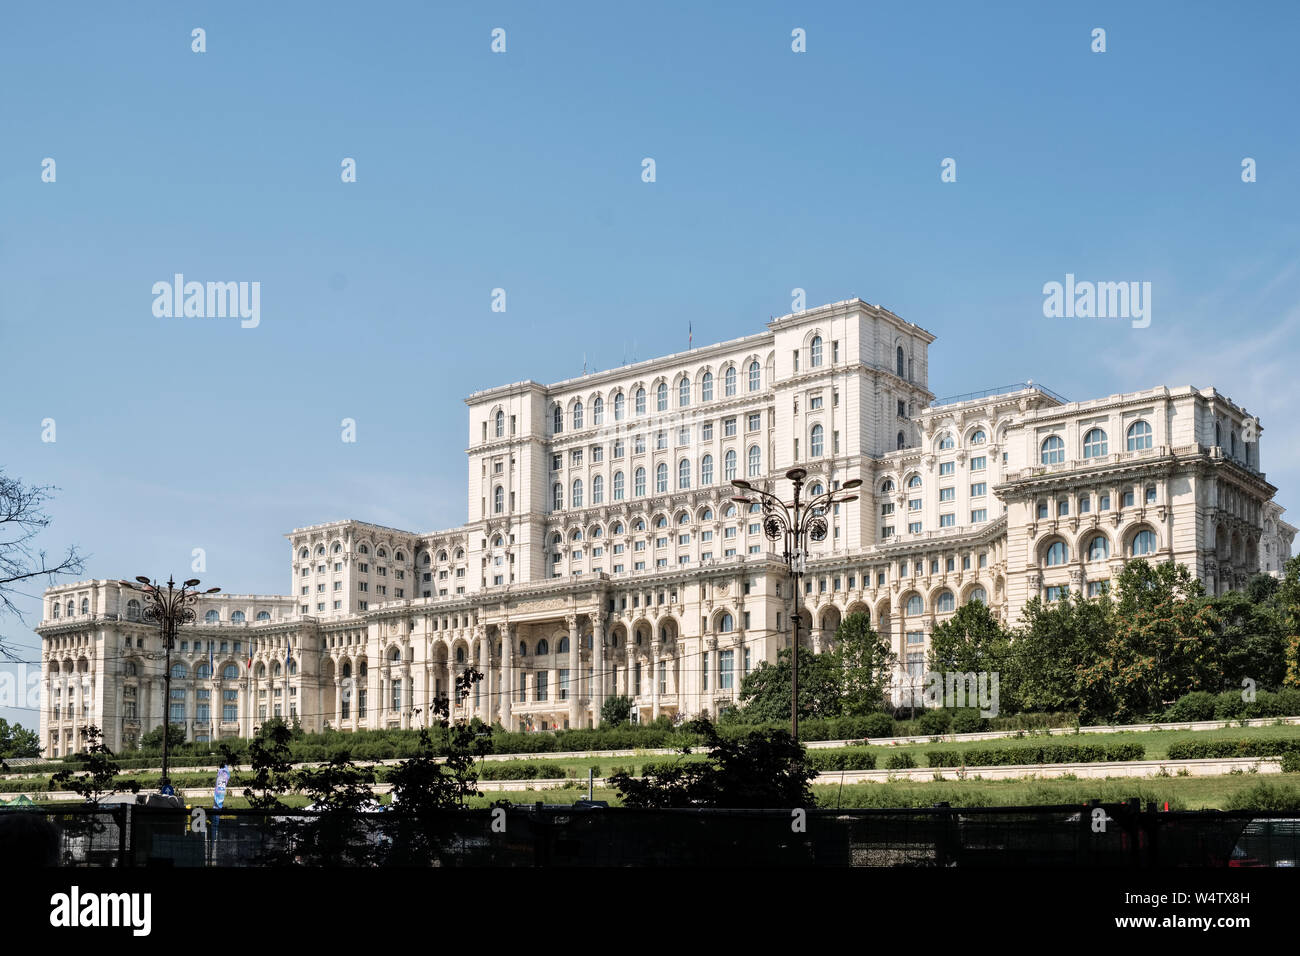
[213,763,230,809]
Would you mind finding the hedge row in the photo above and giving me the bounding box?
[926,743,1146,768]
[1162,689,1300,722]
[1165,738,1300,760]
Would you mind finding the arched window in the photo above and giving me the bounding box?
[969,429,986,445]
[634,387,646,415]
[592,396,604,425]
[494,485,504,514]
[697,454,713,486]
[256,662,267,679]
[897,431,906,450]
[494,410,504,438]
[1126,420,1152,451]
[171,663,187,679]
[614,391,625,420]
[635,467,646,497]
[359,544,369,555]
[724,366,737,396]
[967,587,987,605]
[551,533,562,548]
[553,403,563,433]
[1082,428,1108,459]
[573,402,584,429]
[936,590,955,613]
[197,662,211,679]
[613,471,625,500]
[719,613,734,633]
[656,382,668,411]
[748,360,761,391]
[679,376,690,407]
[881,479,895,494]
[907,475,922,489]
[256,611,270,621]
[205,610,220,623]
[553,483,563,510]
[1041,435,1065,464]
[938,433,954,450]
[1045,541,1069,566]
[518,640,527,657]
[701,371,713,401]
[536,639,549,656]
[1131,529,1158,556]
[80,598,89,614]
[299,547,309,559]
[558,636,570,654]
[223,664,238,680]
[678,459,691,489]
[724,450,737,481]
[592,474,604,504]
[273,661,282,677]
[126,599,141,621]
[1215,421,1221,447]
[1086,535,1110,561]
[905,594,923,616]
[811,335,823,367]
[747,445,761,477]
[572,479,584,508]
[656,463,668,493]
[231,610,245,624]
[677,511,690,525]
[896,346,905,378]
[810,424,824,457]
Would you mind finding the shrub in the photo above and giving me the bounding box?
[917,710,952,735]
[1167,738,1300,760]
[1224,781,1300,812]
[926,743,1144,768]
[807,749,876,772]
[859,712,896,739]
[1163,691,1217,722]
[949,709,988,735]
[885,752,916,770]
[1214,691,1247,720]
[1281,752,1300,774]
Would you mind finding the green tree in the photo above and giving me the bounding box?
[1275,556,1300,689]
[0,718,41,759]
[1206,587,1285,691]
[49,725,140,805]
[291,755,380,866]
[243,719,295,810]
[608,717,815,808]
[1012,591,1113,717]
[1080,560,1218,720]
[736,646,842,723]
[827,612,896,716]
[927,600,1017,710]
[139,723,186,752]
[600,694,633,725]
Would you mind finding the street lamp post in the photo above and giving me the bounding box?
[120,576,220,789]
[731,468,860,742]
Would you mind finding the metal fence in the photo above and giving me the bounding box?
[6,803,1298,867]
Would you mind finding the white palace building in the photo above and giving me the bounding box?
[37,299,1296,755]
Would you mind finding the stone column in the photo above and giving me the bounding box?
[334,678,342,729]
[400,662,411,729]
[500,625,513,730]
[567,615,581,729]
[592,615,605,726]
[651,641,662,720]
[626,644,636,718]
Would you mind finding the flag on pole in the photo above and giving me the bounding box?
[688,321,692,349]
[286,640,291,673]
[246,641,253,671]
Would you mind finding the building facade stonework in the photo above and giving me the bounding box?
[36,299,1294,754]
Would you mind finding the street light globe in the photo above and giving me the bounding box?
[731,480,752,491]
[843,479,863,490]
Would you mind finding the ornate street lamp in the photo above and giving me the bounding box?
[731,469,860,741]
[120,576,220,789]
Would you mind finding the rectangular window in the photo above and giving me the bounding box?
[724,417,737,437]
[880,525,894,538]
[939,487,955,502]
[1123,491,1135,507]
[1058,500,1069,516]
[939,462,955,476]
[970,455,986,471]
[559,668,570,700]
[979,552,988,568]
[971,509,988,523]
[970,482,986,497]
[1079,496,1091,513]
[702,422,713,441]
[909,498,922,511]
[881,502,894,516]
[571,449,582,466]
[939,513,955,527]
[719,650,734,690]
[747,413,761,432]
[809,395,823,410]
[908,521,922,534]
[1045,585,1069,602]
[1100,493,1111,510]
[592,445,603,463]
[1145,486,1157,504]
[537,671,548,701]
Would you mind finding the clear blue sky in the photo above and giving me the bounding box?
[3,1,1298,729]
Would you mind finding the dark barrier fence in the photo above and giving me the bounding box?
[8,803,1299,867]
